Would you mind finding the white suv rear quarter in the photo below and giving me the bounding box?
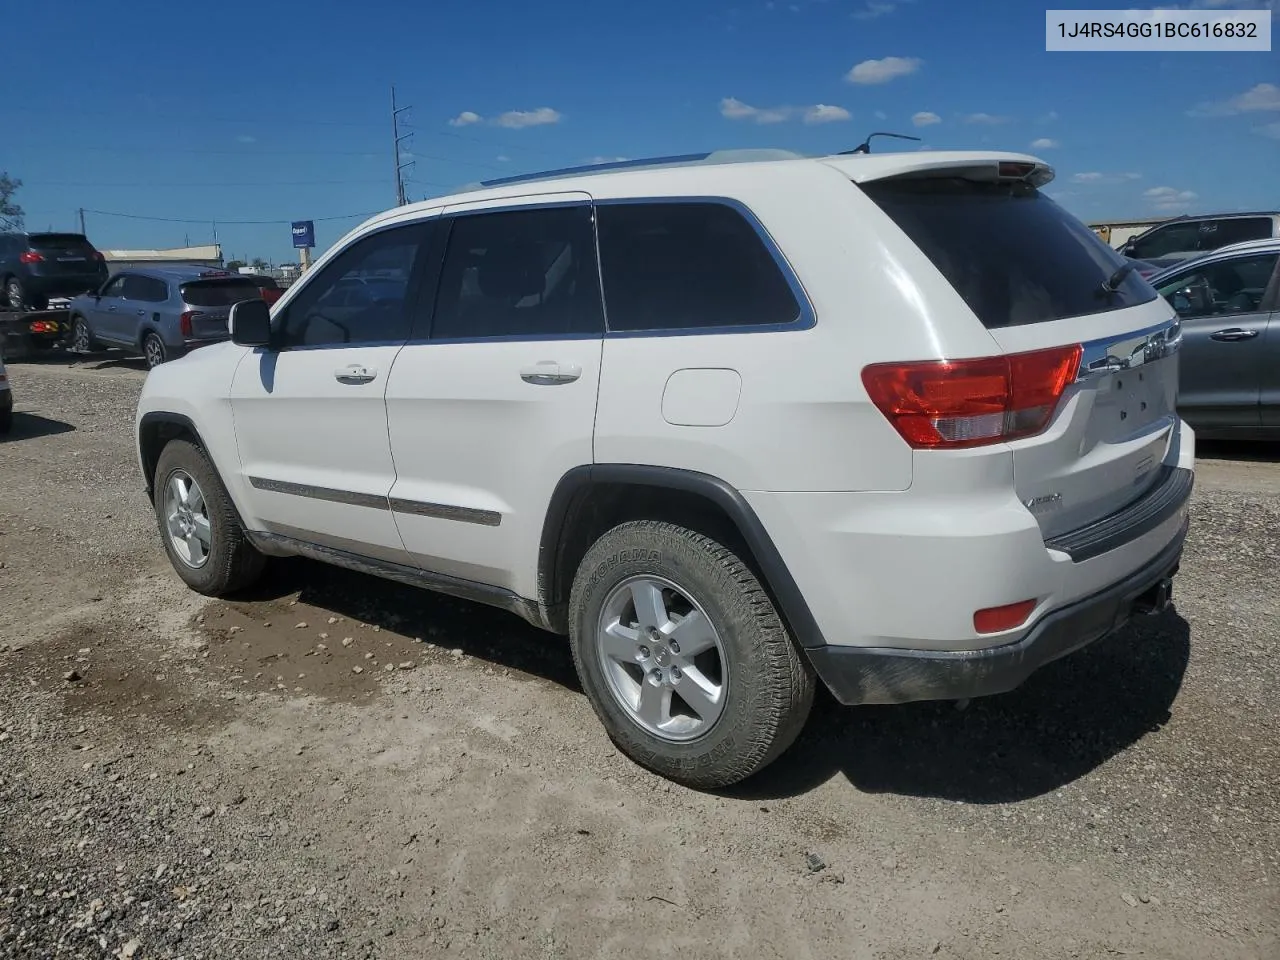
[137,149,1194,787]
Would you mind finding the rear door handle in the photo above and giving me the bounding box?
[520,361,582,385]
[106,305,117,311]
[1210,327,1259,342]
[335,363,377,384]
[136,309,146,315]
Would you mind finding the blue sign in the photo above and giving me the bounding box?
[291,221,315,249]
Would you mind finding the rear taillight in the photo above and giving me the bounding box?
[862,344,1082,449]
[19,251,44,264]
[92,251,105,261]
[179,311,195,337]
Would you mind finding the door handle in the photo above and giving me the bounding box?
[520,361,582,385]
[1209,327,1259,342]
[136,309,146,315]
[107,305,116,311]
[334,364,377,384]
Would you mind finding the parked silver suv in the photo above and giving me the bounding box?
[68,266,262,368]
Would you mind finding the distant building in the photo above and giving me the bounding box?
[101,244,224,273]
[1086,217,1169,250]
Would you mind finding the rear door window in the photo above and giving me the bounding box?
[430,205,603,340]
[861,177,1156,329]
[595,202,801,332]
[1207,217,1272,249]
[123,276,168,302]
[180,279,261,307]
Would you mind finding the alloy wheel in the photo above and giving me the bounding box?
[595,575,729,741]
[163,470,213,568]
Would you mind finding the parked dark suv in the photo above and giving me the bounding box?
[0,232,110,311]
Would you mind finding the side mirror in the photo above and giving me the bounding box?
[230,299,273,347]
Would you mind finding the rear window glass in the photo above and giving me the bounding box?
[180,279,262,307]
[861,178,1157,329]
[29,233,96,251]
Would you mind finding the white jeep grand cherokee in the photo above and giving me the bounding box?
[136,149,1194,788]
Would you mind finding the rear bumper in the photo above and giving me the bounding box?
[808,520,1187,705]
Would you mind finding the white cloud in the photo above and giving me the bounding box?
[236,135,256,144]
[1072,171,1142,184]
[846,56,921,85]
[586,156,631,164]
[1029,138,1060,149]
[720,97,848,125]
[496,155,511,162]
[912,111,941,127]
[1188,82,1280,117]
[1037,110,1060,124]
[1145,186,1199,212]
[494,107,562,129]
[853,1,897,18]
[874,110,887,120]
[962,112,1011,125]
[449,110,482,127]
[804,104,851,124]
[1254,120,1280,139]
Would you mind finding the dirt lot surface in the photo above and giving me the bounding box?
[1,356,1277,960]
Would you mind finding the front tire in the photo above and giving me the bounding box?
[71,315,100,354]
[569,520,815,789]
[153,439,265,596]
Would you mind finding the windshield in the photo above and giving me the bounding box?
[860,177,1157,329]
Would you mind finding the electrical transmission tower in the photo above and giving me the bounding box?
[391,86,414,206]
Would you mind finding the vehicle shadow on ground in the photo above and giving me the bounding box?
[732,609,1191,804]
[245,559,1190,804]
[0,412,77,442]
[1197,440,1280,463]
[244,557,582,690]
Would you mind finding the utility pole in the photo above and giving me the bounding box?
[78,207,86,235]
[391,85,414,206]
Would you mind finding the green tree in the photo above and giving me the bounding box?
[250,257,268,271]
[226,259,247,271]
[0,173,23,231]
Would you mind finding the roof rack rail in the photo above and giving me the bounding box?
[478,148,806,189]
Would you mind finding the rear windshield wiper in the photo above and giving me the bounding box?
[1099,260,1137,296]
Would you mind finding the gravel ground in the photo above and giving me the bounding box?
[1,355,1277,960]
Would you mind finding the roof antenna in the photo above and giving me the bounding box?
[841,132,922,155]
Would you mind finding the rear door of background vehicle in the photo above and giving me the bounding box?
[1156,250,1280,432]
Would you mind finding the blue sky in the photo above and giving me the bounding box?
[3,0,1276,262]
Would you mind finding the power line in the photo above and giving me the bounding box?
[83,208,380,225]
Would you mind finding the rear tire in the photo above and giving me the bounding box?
[568,520,815,789]
[0,407,12,435]
[5,276,32,311]
[143,331,167,368]
[153,439,266,596]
